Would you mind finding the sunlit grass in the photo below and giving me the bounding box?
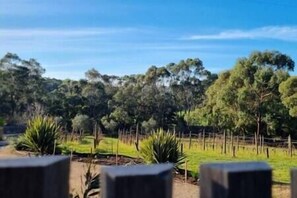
[61,136,297,183]
[180,141,297,183]
[61,136,138,157]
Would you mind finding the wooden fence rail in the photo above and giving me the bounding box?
[119,131,297,158]
[0,157,297,197]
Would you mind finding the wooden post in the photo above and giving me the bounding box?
[136,124,139,142]
[200,162,272,198]
[129,130,133,145]
[232,146,236,158]
[203,130,206,151]
[223,130,227,154]
[111,140,114,154]
[0,156,70,198]
[289,135,293,157]
[135,123,139,151]
[101,164,173,198]
[259,135,262,154]
[212,133,215,150]
[255,132,259,155]
[262,135,265,153]
[266,148,269,159]
[93,123,97,149]
[116,139,119,165]
[189,131,192,149]
[198,133,202,149]
[231,133,234,152]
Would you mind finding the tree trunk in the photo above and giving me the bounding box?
[256,113,261,155]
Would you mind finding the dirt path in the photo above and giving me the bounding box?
[0,146,291,197]
[70,162,199,197]
[0,146,199,197]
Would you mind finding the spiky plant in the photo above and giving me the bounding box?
[139,129,185,168]
[83,162,100,198]
[17,116,60,155]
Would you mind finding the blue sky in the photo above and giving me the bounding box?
[1,0,297,79]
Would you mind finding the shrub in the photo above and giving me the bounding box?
[16,116,60,155]
[72,114,91,134]
[139,129,185,168]
[141,117,157,133]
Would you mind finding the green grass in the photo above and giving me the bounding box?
[61,136,297,183]
[61,136,138,157]
[181,143,296,183]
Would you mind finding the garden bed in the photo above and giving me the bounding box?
[70,151,199,185]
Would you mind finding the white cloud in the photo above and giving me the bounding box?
[184,26,297,41]
[0,28,136,38]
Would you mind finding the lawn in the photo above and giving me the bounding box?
[61,136,138,157]
[61,136,297,183]
[181,143,296,183]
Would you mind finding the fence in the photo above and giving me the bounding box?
[119,130,297,158]
[0,156,297,198]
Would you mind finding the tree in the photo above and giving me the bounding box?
[0,53,45,122]
[192,51,294,136]
[72,114,92,135]
[167,58,215,111]
[279,76,297,117]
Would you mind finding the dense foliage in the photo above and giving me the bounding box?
[1,51,297,137]
[0,53,215,133]
[72,114,92,134]
[17,116,60,155]
[139,129,185,168]
[185,51,297,137]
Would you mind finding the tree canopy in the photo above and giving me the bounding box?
[1,51,297,137]
[185,50,297,137]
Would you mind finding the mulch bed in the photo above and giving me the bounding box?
[71,152,198,185]
[71,153,143,166]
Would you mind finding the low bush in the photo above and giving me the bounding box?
[139,129,185,168]
[16,116,60,155]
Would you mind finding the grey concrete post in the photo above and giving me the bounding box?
[200,162,272,198]
[101,164,173,198]
[291,169,297,198]
[0,156,70,198]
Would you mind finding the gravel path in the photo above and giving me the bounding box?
[1,146,288,198]
[70,161,199,198]
[0,146,199,197]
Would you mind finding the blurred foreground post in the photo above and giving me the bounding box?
[101,164,173,198]
[0,156,70,198]
[200,161,272,198]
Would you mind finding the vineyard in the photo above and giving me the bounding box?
[60,129,297,184]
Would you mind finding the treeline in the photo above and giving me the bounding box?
[0,52,216,134]
[1,51,297,137]
[185,51,297,138]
